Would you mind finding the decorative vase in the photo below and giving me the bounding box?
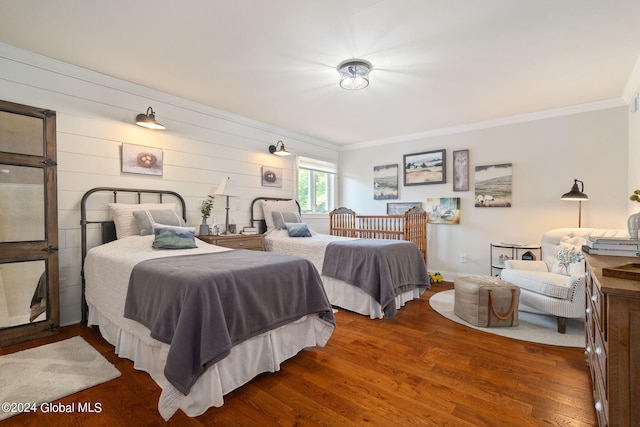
[628,212,640,240]
[199,221,210,236]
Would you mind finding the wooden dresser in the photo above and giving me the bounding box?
[584,254,640,426]
[196,234,265,251]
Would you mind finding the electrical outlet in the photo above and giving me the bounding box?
[59,278,67,293]
[234,200,241,211]
[458,253,467,263]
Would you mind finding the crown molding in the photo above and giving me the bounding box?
[623,54,640,104]
[340,97,627,151]
[0,42,338,151]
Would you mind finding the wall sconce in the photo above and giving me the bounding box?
[338,59,372,90]
[561,179,589,227]
[135,107,165,130]
[268,140,291,156]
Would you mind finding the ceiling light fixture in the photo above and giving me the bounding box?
[135,106,165,130]
[268,140,291,156]
[338,59,372,90]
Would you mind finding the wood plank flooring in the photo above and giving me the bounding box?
[1,282,596,426]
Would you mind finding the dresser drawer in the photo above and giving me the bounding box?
[216,237,264,250]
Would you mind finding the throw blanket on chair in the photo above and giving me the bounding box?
[321,239,429,318]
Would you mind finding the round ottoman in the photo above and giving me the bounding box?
[454,275,520,327]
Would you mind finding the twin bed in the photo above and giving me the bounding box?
[81,188,429,420]
[250,198,430,319]
[80,188,334,420]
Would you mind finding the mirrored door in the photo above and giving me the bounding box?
[0,100,59,347]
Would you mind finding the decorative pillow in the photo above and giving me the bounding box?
[108,203,177,239]
[152,224,197,249]
[133,209,185,235]
[551,242,585,276]
[285,222,312,237]
[261,200,299,232]
[272,211,302,230]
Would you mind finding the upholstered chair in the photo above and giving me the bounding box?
[500,228,628,333]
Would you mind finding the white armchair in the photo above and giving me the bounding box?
[500,228,628,333]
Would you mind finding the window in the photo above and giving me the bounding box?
[297,156,337,214]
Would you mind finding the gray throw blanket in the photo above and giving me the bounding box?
[321,239,429,318]
[124,250,335,396]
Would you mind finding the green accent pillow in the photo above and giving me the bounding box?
[285,222,312,237]
[152,224,197,249]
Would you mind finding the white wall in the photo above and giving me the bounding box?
[629,91,640,215]
[339,107,630,279]
[0,44,339,326]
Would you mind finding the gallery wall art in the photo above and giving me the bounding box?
[261,166,283,187]
[403,149,446,186]
[452,149,469,191]
[426,197,460,224]
[373,164,398,200]
[386,202,422,215]
[474,163,512,207]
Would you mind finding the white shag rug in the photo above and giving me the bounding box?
[0,336,121,420]
[429,290,585,348]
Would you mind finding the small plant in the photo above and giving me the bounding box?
[630,189,640,203]
[200,195,215,222]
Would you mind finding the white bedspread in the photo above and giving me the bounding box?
[264,229,354,272]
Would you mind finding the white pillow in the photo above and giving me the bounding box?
[261,200,299,232]
[108,203,177,239]
[551,242,585,276]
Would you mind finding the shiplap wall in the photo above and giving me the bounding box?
[0,44,339,325]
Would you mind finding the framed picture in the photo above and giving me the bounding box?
[403,149,446,186]
[387,202,422,215]
[121,143,163,176]
[426,197,460,224]
[261,166,282,187]
[452,149,469,191]
[373,164,398,200]
[474,163,513,207]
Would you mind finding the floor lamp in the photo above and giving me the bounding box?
[561,179,589,227]
[214,177,238,235]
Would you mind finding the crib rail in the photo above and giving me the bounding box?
[329,206,427,263]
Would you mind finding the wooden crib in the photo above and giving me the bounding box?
[329,206,427,263]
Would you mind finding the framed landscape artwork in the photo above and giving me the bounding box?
[387,202,422,215]
[373,164,398,200]
[403,149,446,186]
[452,149,469,191]
[474,163,513,207]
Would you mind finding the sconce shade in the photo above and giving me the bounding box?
[136,107,165,130]
[561,179,589,200]
[338,59,372,90]
[269,140,291,156]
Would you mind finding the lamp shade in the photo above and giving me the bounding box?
[268,140,291,156]
[135,107,165,130]
[214,177,238,197]
[561,179,588,200]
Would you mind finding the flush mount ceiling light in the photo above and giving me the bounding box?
[268,140,291,156]
[338,59,372,90]
[135,106,165,130]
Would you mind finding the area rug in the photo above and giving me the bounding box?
[429,290,585,348]
[0,336,121,420]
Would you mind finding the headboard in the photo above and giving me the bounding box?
[250,197,301,234]
[80,187,187,323]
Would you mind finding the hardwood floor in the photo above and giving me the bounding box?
[1,282,597,426]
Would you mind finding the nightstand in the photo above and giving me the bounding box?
[196,234,265,251]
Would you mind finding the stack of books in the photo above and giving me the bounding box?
[241,226,259,235]
[582,236,640,257]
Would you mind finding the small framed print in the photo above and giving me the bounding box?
[374,164,398,200]
[121,143,163,176]
[261,166,282,187]
[453,149,469,191]
[386,202,422,215]
[403,149,446,186]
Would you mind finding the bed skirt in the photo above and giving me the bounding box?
[321,275,426,319]
[87,304,332,420]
